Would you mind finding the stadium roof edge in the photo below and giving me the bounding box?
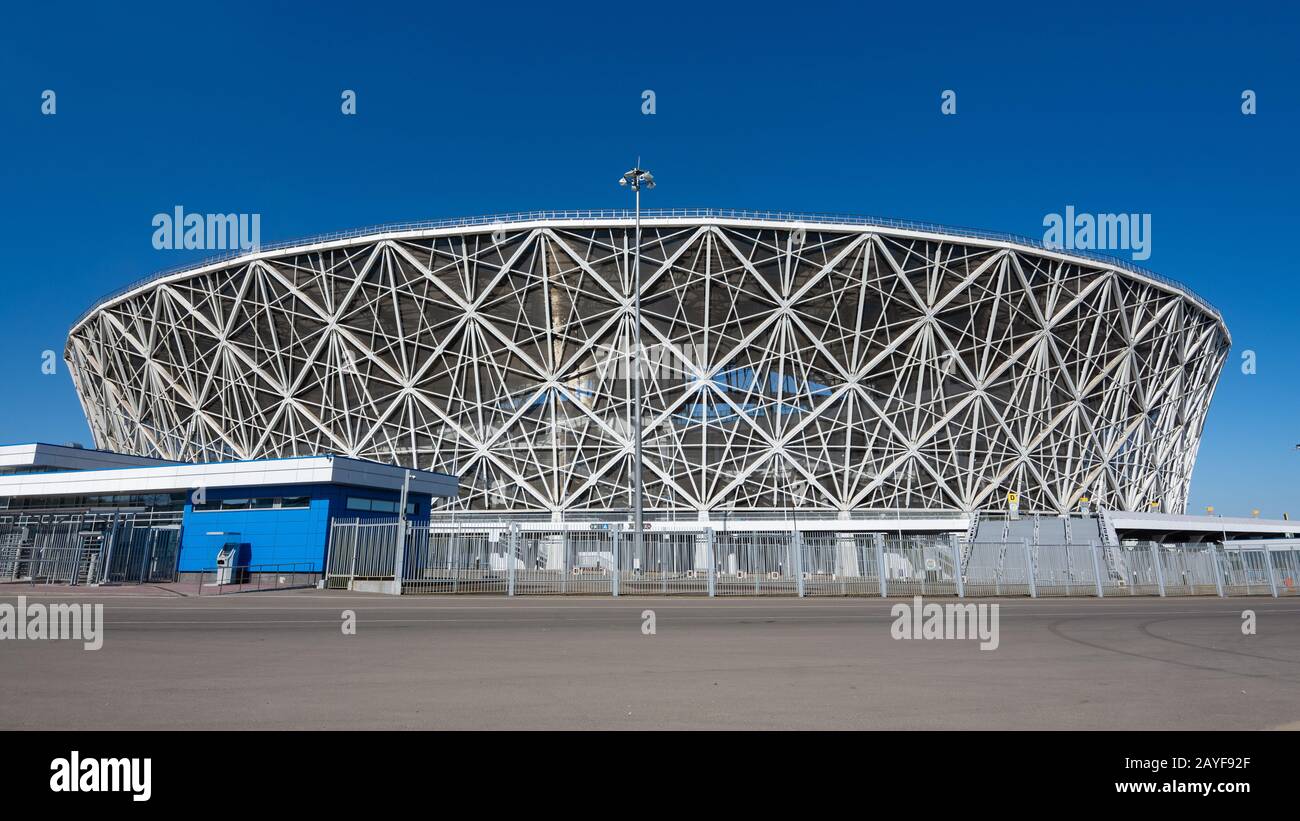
[0,450,459,498]
[65,208,1229,344]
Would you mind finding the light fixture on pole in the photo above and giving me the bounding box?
[619,163,654,565]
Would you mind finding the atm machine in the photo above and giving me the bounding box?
[213,542,247,585]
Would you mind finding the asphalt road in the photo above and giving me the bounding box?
[2,588,1298,730]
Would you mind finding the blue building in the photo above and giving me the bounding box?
[0,444,458,581]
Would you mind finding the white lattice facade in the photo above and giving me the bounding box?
[66,213,1229,515]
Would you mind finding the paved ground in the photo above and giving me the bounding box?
[2,587,1298,730]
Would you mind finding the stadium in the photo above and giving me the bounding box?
[65,209,1230,522]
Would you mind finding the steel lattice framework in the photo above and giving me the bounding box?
[66,213,1230,515]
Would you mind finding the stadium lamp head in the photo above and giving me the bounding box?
[621,167,655,190]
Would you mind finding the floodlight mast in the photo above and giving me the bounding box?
[620,165,654,567]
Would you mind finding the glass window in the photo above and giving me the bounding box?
[279,497,310,510]
[346,497,373,512]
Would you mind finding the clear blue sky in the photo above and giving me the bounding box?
[1,1,1296,515]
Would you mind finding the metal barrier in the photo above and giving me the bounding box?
[322,517,1296,598]
[964,539,1035,597]
[102,523,181,584]
[324,517,401,588]
[1032,543,1105,598]
[192,562,320,595]
[514,528,616,595]
[1150,543,1221,596]
[881,534,960,597]
[1269,547,1300,595]
[1219,547,1276,597]
[0,513,181,586]
[621,531,708,595]
[402,525,511,594]
[713,531,798,596]
[801,532,881,597]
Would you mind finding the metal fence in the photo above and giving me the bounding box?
[101,522,181,584]
[0,513,181,586]
[185,562,320,595]
[322,519,1300,597]
[324,518,1297,599]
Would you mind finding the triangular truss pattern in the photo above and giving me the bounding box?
[65,220,1229,515]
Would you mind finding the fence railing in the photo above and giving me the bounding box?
[189,562,320,595]
[324,518,1300,598]
[0,514,181,586]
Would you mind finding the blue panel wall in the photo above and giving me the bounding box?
[178,483,432,572]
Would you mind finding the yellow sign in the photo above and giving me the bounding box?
[1006,491,1019,504]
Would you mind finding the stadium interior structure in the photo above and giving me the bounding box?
[65,210,1232,529]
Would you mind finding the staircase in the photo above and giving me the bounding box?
[1096,507,1126,581]
[961,511,980,566]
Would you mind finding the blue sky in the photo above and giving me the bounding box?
[1,1,1297,515]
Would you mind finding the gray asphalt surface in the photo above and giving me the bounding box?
[2,588,1298,730]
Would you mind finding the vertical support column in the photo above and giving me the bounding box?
[792,528,805,598]
[611,526,620,597]
[391,521,406,596]
[348,519,360,587]
[874,533,887,598]
[1089,541,1104,598]
[705,528,716,597]
[1262,546,1279,598]
[507,523,518,597]
[139,528,155,584]
[393,471,410,596]
[1151,542,1166,597]
[1024,539,1037,599]
[662,533,669,595]
[560,530,568,596]
[97,511,121,586]
[1211,543,1225,598]
[951,534,965,599]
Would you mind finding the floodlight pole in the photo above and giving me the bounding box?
[633,180,643,561]
[621,164,654,568]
